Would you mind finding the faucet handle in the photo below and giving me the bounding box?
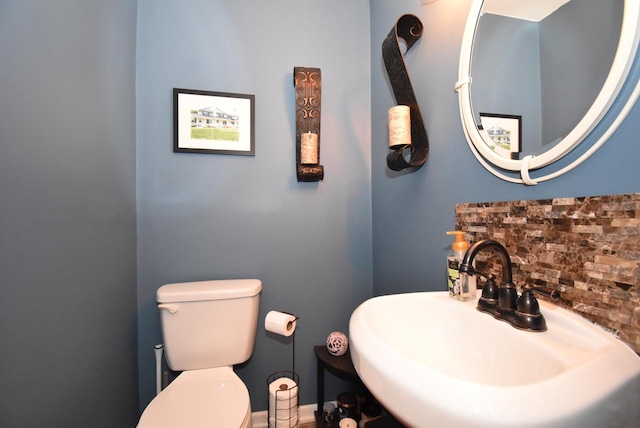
[523,284,561,301]
[514,290,548,332]
[516,290,541,315]
[481,277,499,300]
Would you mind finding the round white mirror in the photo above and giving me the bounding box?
[457,0,640,184]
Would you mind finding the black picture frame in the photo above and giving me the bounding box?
[174,88,255,156]
[479,113,521,160]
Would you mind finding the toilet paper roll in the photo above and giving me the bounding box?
[269,391,298,413]
[340,417,357,428]
[269,377,298,419]
[265,311,297,337]
[269,413,298,428]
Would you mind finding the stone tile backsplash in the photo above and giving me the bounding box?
[455,193,640,353]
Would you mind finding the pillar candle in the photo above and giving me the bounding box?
[301,132,319,164]
[388,105,411,148]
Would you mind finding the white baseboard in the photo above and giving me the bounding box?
[251,403,319,428]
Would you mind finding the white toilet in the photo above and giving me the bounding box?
[138,279,262,428]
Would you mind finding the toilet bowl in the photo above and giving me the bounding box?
[138,366,251,428]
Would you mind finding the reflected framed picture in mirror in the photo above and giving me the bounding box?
[479,113,521,160]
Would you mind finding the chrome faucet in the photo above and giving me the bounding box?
[459,239,549,332]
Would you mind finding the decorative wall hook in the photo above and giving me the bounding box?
[382,14,429,172]
[294,67,324,182]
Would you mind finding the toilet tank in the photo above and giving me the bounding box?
[157,279,262,371]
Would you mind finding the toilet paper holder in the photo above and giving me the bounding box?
[267,370,300,427]
[266,311,300,427]
[265,310,299,375]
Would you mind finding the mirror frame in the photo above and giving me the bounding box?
[457,0,640,184]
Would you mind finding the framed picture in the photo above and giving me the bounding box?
[478,113,521,160]
[174,88,255,155]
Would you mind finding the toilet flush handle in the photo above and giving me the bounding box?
[158,304,178,314]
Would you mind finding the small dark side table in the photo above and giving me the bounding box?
[314,345,363,426]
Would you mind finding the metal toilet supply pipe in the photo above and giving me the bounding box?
[154,344,164,396]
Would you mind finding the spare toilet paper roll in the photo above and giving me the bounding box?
[268,413,298,428]
[269,390,298,413]
[269,376,299,417]
[339,417,357,428]
[265,310,297,337]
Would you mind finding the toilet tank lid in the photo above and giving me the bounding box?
[157,279,262,303]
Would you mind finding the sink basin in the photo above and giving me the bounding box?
[349,292,640,427]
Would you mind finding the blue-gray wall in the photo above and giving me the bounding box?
[136,0,372,412]
[0,1,139,426]
[370,0,640,295]
[540,0,622,147]
[473,15,542,155]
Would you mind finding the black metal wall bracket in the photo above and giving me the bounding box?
[294,67,324,182]
[382,14,429,172]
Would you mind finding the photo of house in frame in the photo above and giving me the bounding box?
[479,112,521,160]
[174,88,255,155]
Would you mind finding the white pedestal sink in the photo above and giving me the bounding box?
[349,292,640,427]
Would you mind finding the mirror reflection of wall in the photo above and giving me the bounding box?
[471,0,623,158]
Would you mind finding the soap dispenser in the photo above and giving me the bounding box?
[446,231,476,301]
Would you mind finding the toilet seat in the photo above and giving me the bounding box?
[138,366,251,428]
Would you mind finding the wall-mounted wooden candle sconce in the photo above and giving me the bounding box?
[294,67,324,182]
[382,14,429,172]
